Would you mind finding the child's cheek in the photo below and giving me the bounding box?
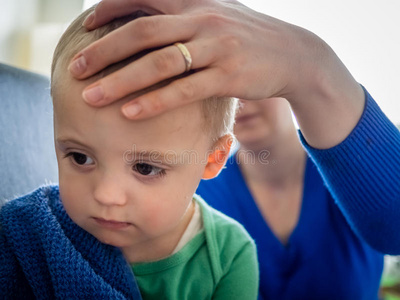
[139,198,187,234]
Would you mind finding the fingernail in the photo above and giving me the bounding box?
[123,104,142,118]
[68,55,87,76]
[83,13,94,27]
[83,85,104,104]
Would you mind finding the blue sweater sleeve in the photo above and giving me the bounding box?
[299,87,400,254]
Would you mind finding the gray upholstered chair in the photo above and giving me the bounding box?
[0,63,57,206]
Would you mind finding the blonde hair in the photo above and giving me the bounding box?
[51,6,237,141]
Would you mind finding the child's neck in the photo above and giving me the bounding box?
[122,200,195,264]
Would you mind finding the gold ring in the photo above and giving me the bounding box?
[174,42,192,72]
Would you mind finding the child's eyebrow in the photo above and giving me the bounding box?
[55,138,94,153]
[124,149,199,166]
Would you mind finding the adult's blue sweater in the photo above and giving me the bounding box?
[197,88,400,299]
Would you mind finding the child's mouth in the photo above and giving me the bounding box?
[93,217,131,230]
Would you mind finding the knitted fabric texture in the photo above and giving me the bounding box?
[299,86,400,254]
[0,185,142,300]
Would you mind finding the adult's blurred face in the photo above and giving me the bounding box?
[234,98,296,152]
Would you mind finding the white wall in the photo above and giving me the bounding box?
[0,0,39,69]
[242,0,400,124]
[0,0,83,74]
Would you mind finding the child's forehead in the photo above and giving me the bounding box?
[55,75,202,117]
[54,98,212,158]
[54,76,207,137]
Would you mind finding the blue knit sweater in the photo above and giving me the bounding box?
[299,87,400,254]
[0,185,142,299]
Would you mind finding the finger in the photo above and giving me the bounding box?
[84,0,168,30]
[70,15,195,79]
[120,68,227,119]
[82,45,185,106]
[82,40,216,106]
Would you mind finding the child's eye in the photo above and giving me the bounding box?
[66,152,94,165]
[133,163,165,177]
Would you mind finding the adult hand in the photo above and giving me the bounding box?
[71,0,317,113]
[71,0,365,148]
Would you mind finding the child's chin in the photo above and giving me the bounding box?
[97,236,128,248]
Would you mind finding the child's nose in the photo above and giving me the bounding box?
[93,176,128,206]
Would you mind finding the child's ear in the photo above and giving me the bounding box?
[202,134,234,180]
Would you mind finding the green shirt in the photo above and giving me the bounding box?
[131,195,259,300]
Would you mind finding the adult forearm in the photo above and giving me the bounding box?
[282,30,365,149]
[300,89,400,253]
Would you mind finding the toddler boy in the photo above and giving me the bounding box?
[0,6,258,300]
